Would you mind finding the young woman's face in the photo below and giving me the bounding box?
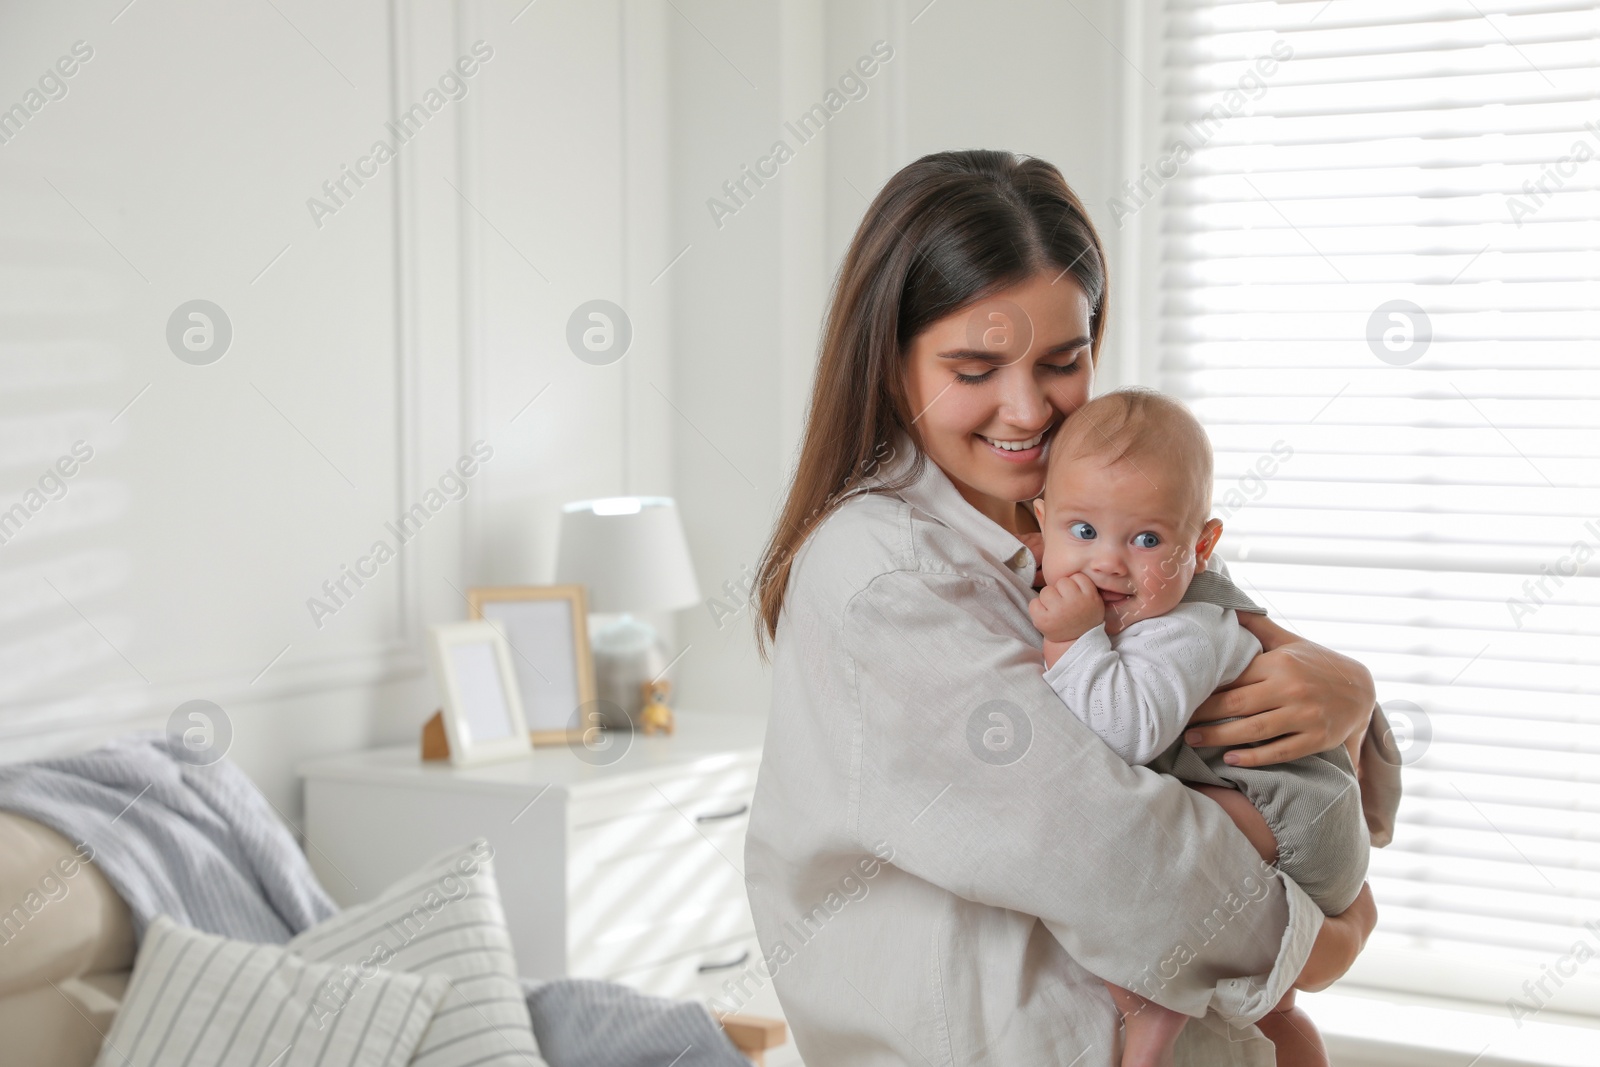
[903,271,1095,517]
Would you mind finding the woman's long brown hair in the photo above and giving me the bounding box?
[753,150,1109,656]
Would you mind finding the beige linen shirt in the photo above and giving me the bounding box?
[745,442,1323,1066]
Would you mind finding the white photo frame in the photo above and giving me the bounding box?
[428,620,534,766]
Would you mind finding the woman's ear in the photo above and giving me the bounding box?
[1193,518,1224,568]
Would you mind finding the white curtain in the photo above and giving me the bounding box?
[1153,0,1600,1015]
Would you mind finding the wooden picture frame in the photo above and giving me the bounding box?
[427,621,534,766]
[467,584,596,745]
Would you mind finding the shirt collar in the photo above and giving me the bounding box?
[865,431,1038,593]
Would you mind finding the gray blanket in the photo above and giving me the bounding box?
[0,730,336,943]
[524,978,752,1067]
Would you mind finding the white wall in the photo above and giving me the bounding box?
[0,0,1133,812]
[0,0,671,820]
[0,0,443,812]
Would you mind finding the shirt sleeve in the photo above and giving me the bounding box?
[844,569,1321,1025]
[1041,605,1262,766]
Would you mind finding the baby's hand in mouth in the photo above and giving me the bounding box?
[1029,573,1107,643]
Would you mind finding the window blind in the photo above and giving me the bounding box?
[1155,0,1600,1016]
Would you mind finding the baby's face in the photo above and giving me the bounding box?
[1032,456,1213,635]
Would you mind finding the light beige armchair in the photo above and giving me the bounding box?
[0,812,136,1067]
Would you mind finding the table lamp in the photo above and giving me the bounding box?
[553,496,700,726]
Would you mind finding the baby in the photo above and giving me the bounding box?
[1026,389,1369,1067]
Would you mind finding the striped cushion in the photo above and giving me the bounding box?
[287,840,546,1067]
[92,916,446,1067]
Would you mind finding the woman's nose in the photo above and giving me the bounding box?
[998,367,1052,429]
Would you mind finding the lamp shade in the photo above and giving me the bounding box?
[553,496,701,614]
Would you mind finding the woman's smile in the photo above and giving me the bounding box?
[976,425,1051,463]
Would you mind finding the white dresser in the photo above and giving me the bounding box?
[298,711,793,1052]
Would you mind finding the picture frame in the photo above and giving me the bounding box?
[467,584,596,745]
[427,621,534,766]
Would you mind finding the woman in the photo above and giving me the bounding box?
[744,151,1390,1065]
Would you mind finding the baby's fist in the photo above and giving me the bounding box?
[1029,573,1106,643]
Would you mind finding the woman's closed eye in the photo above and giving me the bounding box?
[954,355,1083,385]
[1042,356,1083,376]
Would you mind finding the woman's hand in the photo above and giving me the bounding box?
[1184,613,1375,767]
[1295,882,1377,991]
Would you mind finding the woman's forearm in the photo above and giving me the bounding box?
[1296,883,1377,991]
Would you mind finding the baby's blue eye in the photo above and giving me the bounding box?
[1069,522,1097,541]
[1133,532,1161,549]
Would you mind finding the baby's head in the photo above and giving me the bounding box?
[1031,389,1222,635]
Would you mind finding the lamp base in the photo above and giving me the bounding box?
[591,615,667,727]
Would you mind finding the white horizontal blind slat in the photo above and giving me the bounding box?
[1154,0,1600,1016]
